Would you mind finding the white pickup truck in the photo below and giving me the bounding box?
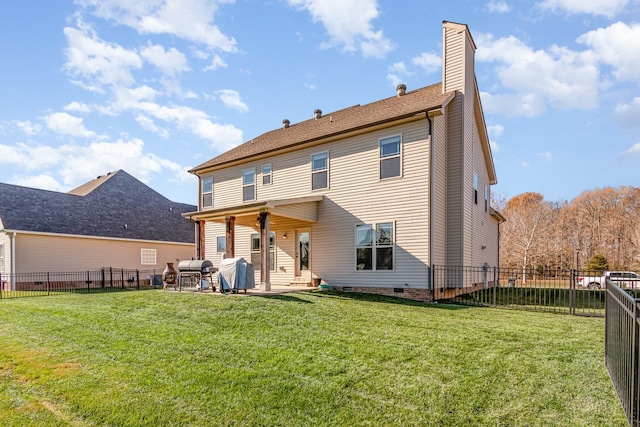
[577,271,640,289]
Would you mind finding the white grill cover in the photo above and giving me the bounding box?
[218,258,256,291]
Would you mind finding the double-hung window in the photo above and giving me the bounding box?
[216,236,226,253]
[473,172,479,204]
[0,244,4,272]
[243,168,256,201]
[355,222,394,271]
[311,152,328,190]
[379,135,401,179]
[262,164,272,185]
[201,176,213,208]
[250,232,275,271]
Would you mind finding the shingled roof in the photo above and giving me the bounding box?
[191,83,454,172]
[0,170,195,243]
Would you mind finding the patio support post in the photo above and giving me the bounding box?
[259,211,271,291]
[225,216,235,259]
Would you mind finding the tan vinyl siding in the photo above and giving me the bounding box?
[204,119,433,288]
[446,95,464,266]
[13,234,194,273]
[431,114,447,266]
[443,27,465,93]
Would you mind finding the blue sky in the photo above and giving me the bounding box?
[1,0,639,205]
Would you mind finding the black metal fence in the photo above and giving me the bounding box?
[431,266,640,317]
[605,280,640,426]
[0,268,163,299]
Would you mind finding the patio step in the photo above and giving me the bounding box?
[290,278,312,287]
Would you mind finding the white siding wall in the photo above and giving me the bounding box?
[0,231,10,275]
[13,233,194,273]
[206,119,432,288]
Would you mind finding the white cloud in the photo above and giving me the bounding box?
[476,33,600,116]
[614,97,640,127]
[620,142,640,159]
[412,52,441,74]
[76,0,238,52]
[44,112,97,138]
[486,0,511,13]
[287,0,394,58]
[64,102,92,113]
[11,174,64,192]
[63,20,143,90]
[490,140,501,152]
[577,22,640,84]
[203,54,227,71]
[0,142,63,170]
[216,90,249,113]
[136,115,170,138]
[386,61,409,87]
[487,124,505,139]
[14,120,42,136]
[140,43,189,76]
[538,0,631,18]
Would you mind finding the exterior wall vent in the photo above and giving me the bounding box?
[396,84,407,97]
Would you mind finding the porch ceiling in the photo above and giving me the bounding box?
[183,195,323,226]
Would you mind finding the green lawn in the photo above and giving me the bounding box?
[0,290,627,426]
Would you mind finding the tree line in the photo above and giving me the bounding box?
[497,186,640,271]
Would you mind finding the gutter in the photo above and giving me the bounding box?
[427,113,434,292]
[10,232,16,291]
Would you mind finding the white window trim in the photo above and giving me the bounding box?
[379,135,402,180]
[242,168,256,202]
[355,221,395,272]
[250,232,276,271]
[310,151,329,191]
[201,176,213,208]
[216,236,226,253]
[262,164,272,186]
[140,248,157,266]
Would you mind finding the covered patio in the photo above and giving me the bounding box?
[184,195,323,290]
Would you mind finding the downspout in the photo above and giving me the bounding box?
[10,232,16,291]
[427,113,434,292]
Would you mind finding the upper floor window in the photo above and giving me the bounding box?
[201,176,213,208]
[140,248,157,265]
[311,152,328,190]
[0,244,4,273]
[473,172,479,204]
[262,164,272,185]
[380,135,401,179]
[355,222,395,271]
[243,168,256,201]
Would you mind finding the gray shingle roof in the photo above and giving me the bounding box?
[191,83,453,172]
[0,170,195,243]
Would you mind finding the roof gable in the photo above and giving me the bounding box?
[0,170,196,243]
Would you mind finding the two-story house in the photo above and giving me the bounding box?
[184,21,503,301]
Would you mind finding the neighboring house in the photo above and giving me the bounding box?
[184,21,504,301]
[0,170,196,287]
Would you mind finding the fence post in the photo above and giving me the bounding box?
[633,299,640,424]
[47,272,50,296]
[0,272,2,299]
[101,268,105,288]
[493,267,498,308]
[136,270,140,290]
[569,270,576,316]
[121,269,125,289]
[87,271,90,293]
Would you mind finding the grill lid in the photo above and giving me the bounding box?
[177,259,214,272]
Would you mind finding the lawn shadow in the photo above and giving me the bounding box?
[307,290,471,310]
[256,293,315,303]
